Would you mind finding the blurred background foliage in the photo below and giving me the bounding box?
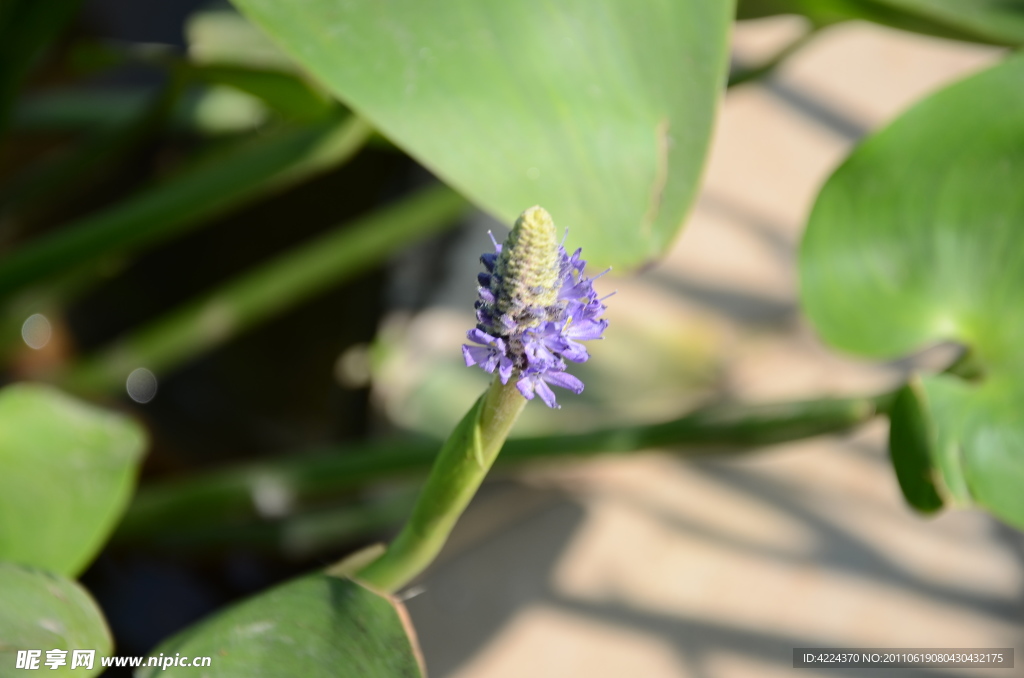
[1,0,1023,675]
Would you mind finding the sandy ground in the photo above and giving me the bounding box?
[400,17,1023,678]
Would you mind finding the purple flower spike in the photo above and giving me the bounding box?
[461,207,609,408]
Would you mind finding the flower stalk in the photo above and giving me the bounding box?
[357,205,606,591]
[356,377,526,592]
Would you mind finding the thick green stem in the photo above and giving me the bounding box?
[356,378,527,592]
[114,391,893,542]
[943,345,985,382]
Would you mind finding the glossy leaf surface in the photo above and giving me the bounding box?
[230,0,733,269]
[801,54,1024,526]
[0,563,112,678]
[0,384,146,575]
[888,380,943,512]
[138,571,423,678]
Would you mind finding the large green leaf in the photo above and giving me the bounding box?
[229,0,733,270]
[138,570,423,678]
[800,54,1024,526]
[0,384,146,575]
[0,562,112,678]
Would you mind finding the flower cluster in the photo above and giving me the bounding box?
[462,206,609,408]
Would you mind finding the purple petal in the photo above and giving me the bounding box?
[498,314,517,332]
[533,379,560,408]
[498,357,514,384]
[463,344,492,368]
[516,376,536,400]
[543,370,584,394]
[565,319,608,341]
[467,328,496,345]
[559,342,590,363]
[487,231,502,252]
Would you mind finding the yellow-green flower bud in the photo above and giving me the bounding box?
[494,206,560,328]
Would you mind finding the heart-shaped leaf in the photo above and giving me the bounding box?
[800,54,1024,527]
[229,0,733,270]
[0,562,112,677]
[0,384,147,576]
[138,570,423,678]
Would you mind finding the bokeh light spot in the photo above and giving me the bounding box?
[126,368,158,404]
[21,314,52,350]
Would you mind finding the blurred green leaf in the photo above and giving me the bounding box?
[736,0,851,24]
[60,184,466,395]
[12,89,151,132]
[0,563,112,678]
[0,383,146,576]
[0,115,371,300]
[888,379,943,512]
[737,0,1024,45]
[138,570,423,678]
[187,64,334,121]
[187,5,302,72]
[3,81,182,215]
[800,54,1024,527]
[63,37,334,124]
[188,85,270,133]
[874,0,1024,44]
[919,373,1024,521]
[230,0,733,270]
[185,5,334,121]
[0,0,81,136]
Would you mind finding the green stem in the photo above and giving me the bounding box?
[943,345,985,382]
[126,491,417,558]
[0,114,371,300]
[115,391,892,544]
[728,27,821,89]
[56,184,467,394]
[356,378,527,592]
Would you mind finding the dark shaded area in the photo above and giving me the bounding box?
[67,147,405,460]
[647,270,797,327]
[83,0,209,47]
[764,76,869,141]
[51,2,451,674]
[406,488,587,677]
